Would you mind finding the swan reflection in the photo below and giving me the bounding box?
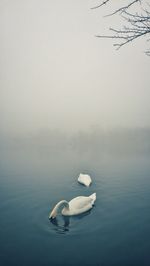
[73,208,92,220]
[49,209,92,234]
[50,216,70,234]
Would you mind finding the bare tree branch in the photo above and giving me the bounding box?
[91,0,141,11]
[105,0,141,17]
[91,0,110,10]
[92,0,150,55]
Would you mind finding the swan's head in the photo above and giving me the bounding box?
[49,209,57,219]
[49,200,69,219]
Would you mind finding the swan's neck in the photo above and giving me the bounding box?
[49,200,69,219]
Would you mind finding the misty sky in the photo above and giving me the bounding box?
[1,0,150,135]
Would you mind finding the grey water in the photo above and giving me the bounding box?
[0,128,150,266]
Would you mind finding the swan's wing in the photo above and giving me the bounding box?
[89,193,96,204]
[78,174,92,187]
[69,196,93,209]
[62,195,96,216]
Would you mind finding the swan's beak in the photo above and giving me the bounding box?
[49,210,57,219]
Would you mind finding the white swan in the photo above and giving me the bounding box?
[49,193,96,219]
[78,173,92,187]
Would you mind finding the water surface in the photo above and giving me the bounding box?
[0,130,150,266]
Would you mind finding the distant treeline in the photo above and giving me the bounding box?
[0,127,150,156]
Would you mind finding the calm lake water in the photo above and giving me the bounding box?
[0,129,150,266]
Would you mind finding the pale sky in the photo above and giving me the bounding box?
[0,0,150,135]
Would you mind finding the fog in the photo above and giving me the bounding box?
[1,127,150,161]
[0,0,150,136]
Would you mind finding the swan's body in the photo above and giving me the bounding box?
[49,193,96,219]
[78,173,92,187]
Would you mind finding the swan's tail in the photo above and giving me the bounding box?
[89,193,96,204]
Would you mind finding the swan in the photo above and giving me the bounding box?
[49,193,96,219]
[78,173,92,187]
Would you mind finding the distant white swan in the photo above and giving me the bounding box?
[49,193,96,219]
[78,173,92,187]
